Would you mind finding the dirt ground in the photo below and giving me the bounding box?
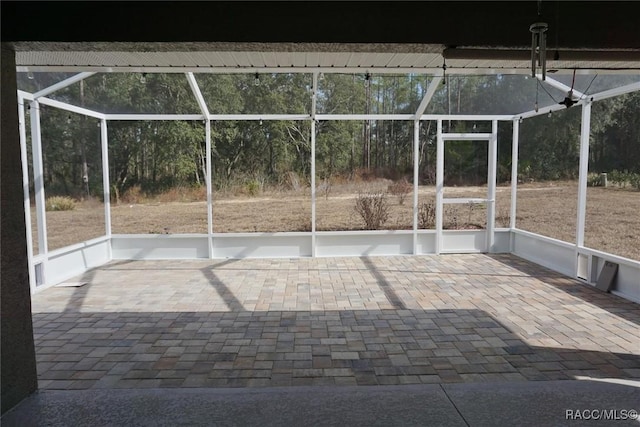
[32,181,640,261]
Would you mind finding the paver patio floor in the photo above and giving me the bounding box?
[31,254,640,390]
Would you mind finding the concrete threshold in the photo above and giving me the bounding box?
[3,379,639,426]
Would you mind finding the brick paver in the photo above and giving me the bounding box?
[31,254,640,390]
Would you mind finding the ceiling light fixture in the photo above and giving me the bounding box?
[364,73,371,88]
[140,73,147,84]
[27,71,35,80]
[254,73,260,86]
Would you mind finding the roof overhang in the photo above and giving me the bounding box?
[6,2,640,75]
[13,42,640,75]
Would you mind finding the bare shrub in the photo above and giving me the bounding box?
[354,192,390,230]
[45,196,76,211]
[353,168,377,182]
[496,207,511,228]
[111,184,120,204]
[630,173,640,191]
[157,185,206,203]
[421,165,436,185]
[444,205,459,230]
[418,201,436,229]
[244,180,262,196]
[387,179,412,205]
[466,201,476,225]
[317,178,332,200]
[295,215,312,232]
[121,185,144,204]
[284,171,302,192]
[587,173,603,187]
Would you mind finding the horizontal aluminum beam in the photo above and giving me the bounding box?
[209,114,310,121]
[420,114,513,121]
[441,133,492,140]
[111,114,511,122]
[16,96,518,123]
[105,114,205,121]
[317,114,414,121]
[442,198,489,204]
[207,114,511,122]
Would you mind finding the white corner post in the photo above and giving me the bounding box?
[486,120,498,252]
[510,118,520,251]
[311,72,318,257]
[18,98,36,292]
[30,101,48,258]
[435,119,444,254]
[206,120,213,257]
[100,119,112,257]
[412,119,420,254]
[576,102,591,258]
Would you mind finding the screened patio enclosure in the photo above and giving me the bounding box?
[16,67,640,304]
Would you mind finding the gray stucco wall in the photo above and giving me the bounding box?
[1,42,38,414]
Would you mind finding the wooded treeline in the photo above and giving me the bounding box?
[18,72,640,198]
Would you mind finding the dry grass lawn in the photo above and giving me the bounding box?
[32,180,640,261]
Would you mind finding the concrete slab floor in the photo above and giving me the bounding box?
[29,254,640,390]
[2,381,639,426]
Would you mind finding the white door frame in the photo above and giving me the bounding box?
[436,121,498,253]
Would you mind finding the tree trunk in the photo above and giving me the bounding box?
[269,133,274,176]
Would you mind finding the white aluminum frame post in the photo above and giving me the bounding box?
[18,97,36,292]
[100,119,112,258]
[412,119,420,254]
[311,72,318,257]
[205,120,213,257]
[509,118,520,251]
[30,100,48,260]
[487,120,498,252]
[575,101,592,276]
[435,120,444,254]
